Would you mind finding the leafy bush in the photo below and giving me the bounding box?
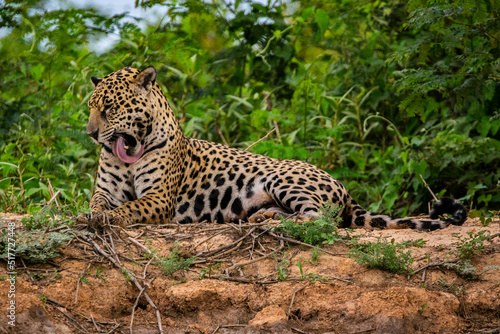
[450,230,490,260]
[21,205,84,230]
[275,203,344,245]
[348,238,415,275]
[0,229,72,263]
[147,246,196,277]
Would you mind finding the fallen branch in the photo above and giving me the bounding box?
[488,232,500,240]
[47,178,60,209]
[214,120,229,146]
[90,313,100,333]
[211,325,220,334]
[191,229,229,251]
[47,190,61,207]
[288,282,311,318]
[224,246,284,275]
[245,128,276,151]
[419,174,438,202]
[46,299,89,333]
[106,323,121,334]
[130,277,156,334]
[79,234,164,334]
[75,263,92,306]
[413,262,446,275]
[421,268,427,283]
[196,227,256,257]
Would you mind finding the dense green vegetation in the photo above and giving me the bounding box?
[0,0,499,216]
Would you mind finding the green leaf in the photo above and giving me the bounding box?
[250,109,269,128]
[383,188,399,211]
[29,63,45,82]
[315,9,329,35]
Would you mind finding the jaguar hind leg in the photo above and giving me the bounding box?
[249,207,291,223]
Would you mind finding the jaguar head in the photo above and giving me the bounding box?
[87,66,157,164]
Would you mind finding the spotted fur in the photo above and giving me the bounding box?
[85,66,466,230]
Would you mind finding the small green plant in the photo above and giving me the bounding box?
[95,265,107,282]
[51,270,61,281]
[276,265,288,281]
[437,278,449,288]
[297,261,306,280]
[21,207,53,230]
[418,302,428,315]
[469,209,499,227]
[443,261,500,280]
[436,278,459,295]
[274,253,289,281]
[450,231,490,260]
[401,239,427,248]
[27,273,45,280]
[438,230,491,280]
[306,273,330,282]
[151,246,196,277]
[348,238,415,275]
[196,262,221,280]
[0,229,73,263]
[310,248,320,265]
[172,279,187,285]
[22,205,78,230]
[38,295,47,306]
[296,260,329,282]
[443,261,478,280]
[275,203,344,245]
[121,268,132,285]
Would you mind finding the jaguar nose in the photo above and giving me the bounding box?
[87,129,99,140]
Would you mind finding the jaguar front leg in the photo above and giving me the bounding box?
[85,193,174,227]
[89,191,113,213]
[107,194,175,225]
[83,191,123,227]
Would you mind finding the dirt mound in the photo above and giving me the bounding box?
[0,213,499,334]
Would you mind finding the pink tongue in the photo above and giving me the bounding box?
[112,137,144,163]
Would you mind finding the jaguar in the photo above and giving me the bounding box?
[84,66,467,230]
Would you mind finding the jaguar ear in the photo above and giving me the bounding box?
[135,66,157,94]
[91,76,102,87]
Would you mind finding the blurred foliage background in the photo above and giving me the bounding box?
[0,0,499,217]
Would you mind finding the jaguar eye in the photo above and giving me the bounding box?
[101,105,113,119]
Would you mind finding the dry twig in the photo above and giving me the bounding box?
[224,246,284,275]
[245,128,276,151]
[419,174,438,202]
[196,227,257,257]
[47,300,89,333]
[47,178,60,209]
[75,262,92,305]
[288,282,311,318]
[130,277,157,334]
[413,262,446,275]
[79,234,164,334]
[90,313,101,333]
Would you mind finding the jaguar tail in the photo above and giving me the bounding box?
[341,196,467,231]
